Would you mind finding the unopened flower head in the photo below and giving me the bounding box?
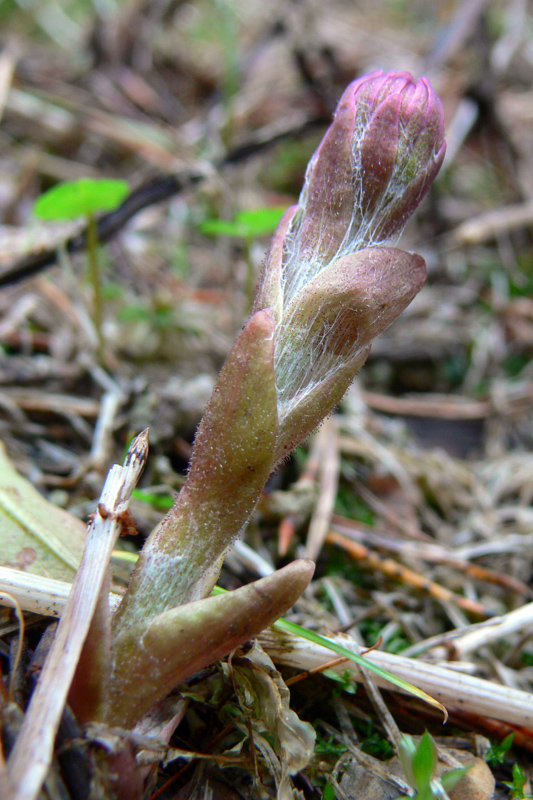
[253,70,445,441]
[282,70,446,305]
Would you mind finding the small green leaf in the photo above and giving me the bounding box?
[324,668,358,694]
[131,489,174,511]
[314,733,347,757]
[502,762,533,798]
[398,733,473,799]
[34,178,129,220]
[399,734,418,787]
[199,206,286,239]
[485,732,514,766]
[412,732,438,789]
[323,784,336,800]
[236,207,287,237]
[199,218,246,237]
[440,766,471,792]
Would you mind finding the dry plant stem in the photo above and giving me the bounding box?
[3,594,25,702]
[0,387,100,418]
[260,627,533,729]
[360,390,493,419]
[278,425,323,556]
[423,0,491,71]
[231,539,275,577]
[330,516,533,598]
[90,388,125,470]
[0,45,16,125]
[359,667,402,751]
[454,199,533,245]
[0,566,122,617]
[305,416,340,561]
[6,430,148,800]
[452,600,533,659]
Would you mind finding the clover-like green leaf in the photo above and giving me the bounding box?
[200,206,286,239]
[34,178,129,221]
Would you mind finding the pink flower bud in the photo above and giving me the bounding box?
[357,71,446,239]
[251,70,445,454]
[282,70,445,302]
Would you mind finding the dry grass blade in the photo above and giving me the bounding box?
[1,592,25,702]
[0,566,122,617]
[453,199,533,244]
[452,601,533,659]
[5,430,149,800]
[260,627,533,729]
[0,44,17,125]
[305,416,340,561]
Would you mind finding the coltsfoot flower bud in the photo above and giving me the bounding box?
[254,70,445,458]
[118,71,445,633]
[274,70,445,306]
[357,71,446,240]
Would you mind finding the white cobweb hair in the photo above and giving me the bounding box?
[273,112,414,418]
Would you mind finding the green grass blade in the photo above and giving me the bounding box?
[271,616,448,721]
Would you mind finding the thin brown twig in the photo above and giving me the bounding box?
[285,656,351,686]
[326,530,490,619]
[305,417,340,562]
[331,515,533,599]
